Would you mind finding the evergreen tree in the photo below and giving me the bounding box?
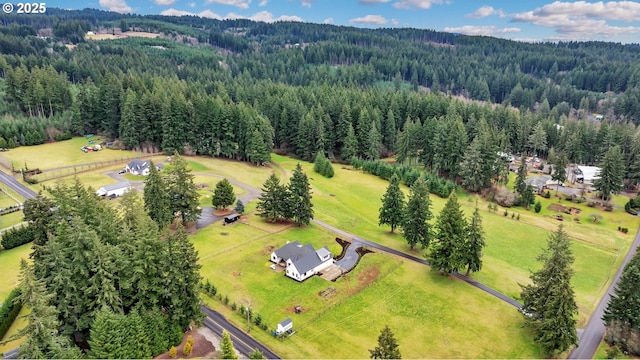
[7,260,79,359]
[369,325,401,359]
[551,151,569,195]
[234,199,245,215]
[341,122,358,162]
[23,193,56,260]
[460,138,487,192]
[220,330,238,359]
[365,121,382,160]
[166,153,201,225]
[287,164,314,226]
[520,184,535,209]
[528,122,548,156]
[515,160,528,196]
[163,222,204,328]
[212,178,236,210]
[144,160,173,229]
[520,224,578,356]
[402,177,432,250]
[379,174,405,233]
[594,145,624,201]
[429,194,468,275]
[603,251,640,355]
[249,348,266,359]
[257,174,286,222]
[463,206,485,276]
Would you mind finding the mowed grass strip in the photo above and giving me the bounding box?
[0,244,31,299]
[0,307,28,354]
[270,154,638,323]
[187,156,275,190]
[194,218,543,358]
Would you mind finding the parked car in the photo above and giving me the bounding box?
[117,170,126,175]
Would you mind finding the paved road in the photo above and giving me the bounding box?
[2,347,18,359]
[568,225,640,359]
[312,218,523,308]
[0,170,37,200]
[201,306,280,359]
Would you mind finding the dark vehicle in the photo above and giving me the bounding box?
[224,213,240,225]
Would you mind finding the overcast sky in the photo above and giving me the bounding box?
[48,0,640,43]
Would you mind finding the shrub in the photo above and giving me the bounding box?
[493,186,518,207]
[544,191,551,199]
[516,213,520,221]
[590,213,603,223]
[503,210,508,217]
[231,302,237,311]
[186,335,194,347]
[511,212,515,219]
[183,340,193,356]
[168,346,177,358]
[534,201,542,213]
[260,323,268,331]
[1,224,36,250]
[587,201,597,207]
[254,313,262,326]
[313,153,335,178]
[604,203,614,212]
[223,295,229,305]
[0,288,22,339]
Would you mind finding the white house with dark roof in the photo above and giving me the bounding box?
[125,159,163,176]
[270,241,333,282]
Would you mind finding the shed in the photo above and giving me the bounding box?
[276,318,293,335]
[224,213,240,225]
[96,182,131,197]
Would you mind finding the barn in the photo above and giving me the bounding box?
[96,182,131,198]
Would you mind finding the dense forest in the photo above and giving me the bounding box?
[1,8,640,189]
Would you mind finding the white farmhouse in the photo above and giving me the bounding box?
[96,182,131,197]
[270,241,333,282]
[125,159,163,176]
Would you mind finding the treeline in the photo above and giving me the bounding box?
[8,181,203,358]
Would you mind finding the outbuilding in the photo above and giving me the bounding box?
[96,182,131,198]
[276,318,293,335]
[224,213,240,225]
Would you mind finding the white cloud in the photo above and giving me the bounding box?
[188,2,196,7]
[259,0,268,5]
[359,0,391,4]
[350,14,388,25]
[443,25,521,36]
[391,18,399,25]
[205,0,251,9]
[393,0,444,10]
[511,1,640,40]
[99,0,132,13]
[248,11,303,22]
[160,8,222,19]
[323,17,334,24]
[154,0,175,5]
[291,0,316,8]
[466,5,505,18]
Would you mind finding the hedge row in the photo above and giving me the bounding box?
[1,224,35,250]
[350,158,456,198]
[0,288,22,339]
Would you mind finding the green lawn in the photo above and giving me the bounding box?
[193,219,543,359]
[193,175,247,207]
[270,154,639,327]
[187,156,275,190]
[1,137,139,170]
[0,306,27,354]
[0,243,31,299]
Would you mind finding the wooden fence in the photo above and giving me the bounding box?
[30,154,160,183]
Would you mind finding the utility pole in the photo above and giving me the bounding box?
[246,305,250,333]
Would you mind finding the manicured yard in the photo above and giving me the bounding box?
[0,243,31,300]
[193,218,543,358]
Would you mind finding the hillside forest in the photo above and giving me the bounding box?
[1,8,640,190]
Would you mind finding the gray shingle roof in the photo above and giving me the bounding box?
[101,182,130,191]
[290,250,323,275]
[274,241,304,260]
[278,318,292,328]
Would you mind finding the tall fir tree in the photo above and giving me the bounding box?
[603,251,640,355]
[144,160,173,229]
[515,160,528,196]
[460,138,487,192]
[520,224,578,356]
[341,122,358,162]
[594,145,624,201]
[166,153,201,225]
[212,178,236,210]
[256,174,286,222]
[551,151,569,195]
[287,164,314,226]
[402,177,432,250]
[7,260,80,359]
[429,194,468,275]
[369,325,401,359]
[163,222,204,328]
[463,206,485,276]
[379,174,405,233]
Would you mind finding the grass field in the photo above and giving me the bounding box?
[0,307,27,354]
[0,137,139,170]
[0,243,31,300]
[270,154,639,326]
[193,217,543,358]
